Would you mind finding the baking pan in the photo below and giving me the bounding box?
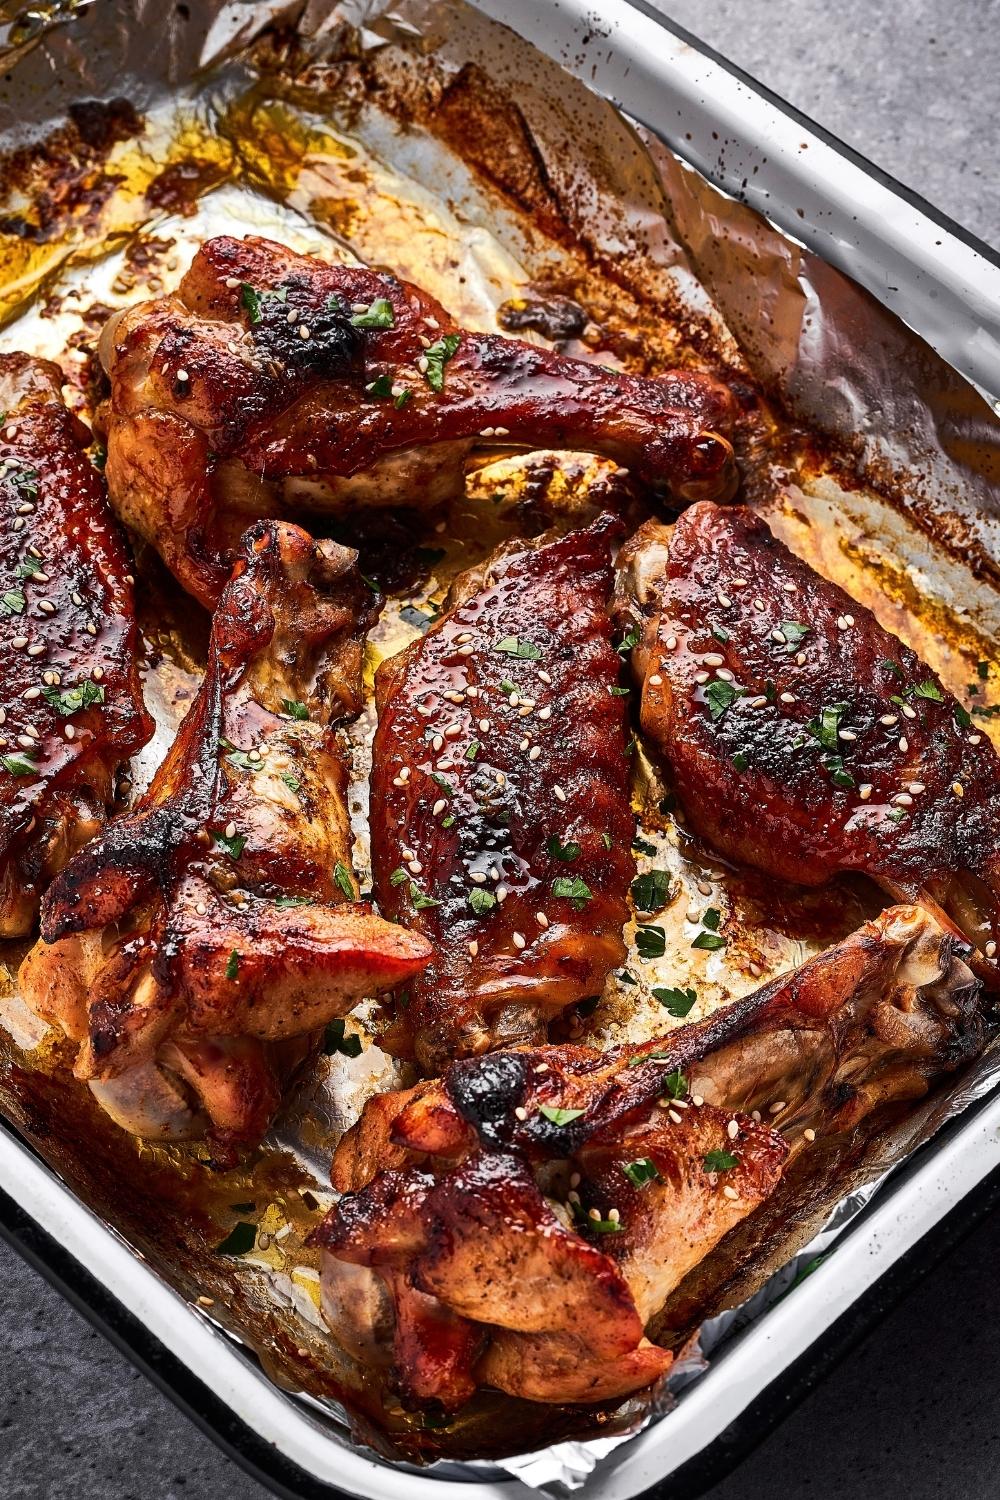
[1,0,999,1494]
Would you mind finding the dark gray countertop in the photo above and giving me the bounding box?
[2,2,998,1496]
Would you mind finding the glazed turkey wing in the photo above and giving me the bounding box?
[370,514,635,1072]
[616,504,1000,978]
[316,905,980,1411]
[0,353,152,937]
[100,234,738,605]
[19,520,432,1147]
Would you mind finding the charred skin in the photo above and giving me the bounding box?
[370,515,635,1072]
[100,234,739,605]
[315,905,979,1410]
[19,521,432,1148]
[616,505,1000,981]
[0,353,152,937]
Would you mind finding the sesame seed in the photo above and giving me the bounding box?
[726,1119,739,1139]
[22,687,40,700]
[892,793,913,807]
[519,737,530,751]
[392,775,405,787]
[444,723,462,738]
[496,885,508,902]
[768,1100,786,1114]
[898,736,908,752]
[754,597,765,610]
[529,746,541,760]
[351,302,368,313]
[64,725,75,740]
[432,734,444,751]
[509,692,520,707]
[512,932,526,949]
[907,782,925,794]
[195,902,208,916]
[692,1094,704,1107]
[986,941,997,958]
[665,635,678,650]
[479,426,495,438]
[803,1128,816,1142]
[750,695,768,708]
[37,599,55,614]
[538,670,552,684]
[881,713,898,726]
[468,939,479,955]
[717,590,732,607]
[780,691,795,704]
[176,367,189,382]
[695,671,710,685]
[569,1171,580,1187]
[417,356,430,373]
[952,781,965,797]
[398,766,410,782]
[838,729,857,741]
[732,578,749,589]
[432,798,447,815]
[515,1106,528,1121]
[845,614,855,626]
[445,690,465,704]
[553,785,566,802]
[85,623,97,636]
[567,1190,580,1205]
[489,866,500,881]
[717,668,734,682]
[704,653,725,667]
[723,1185,740,1200]
[969,733,982,745]
[0,709,5,724]
[71,592,84,607]
[748,961,763,977]
[770,629,785,644]
[668,1109,682,1124]
[26,644,44,657]
[902,704,917,720]
[11,637,26,649]
[588,1207,601,1221]
[24,725,38,740]
[16,735,33,749]
[456,632,473,644]
[225,276,241,289]
[795,652,806,665]
[537,706,552,721]
[298,325,311,339]
[496,771,506,786]
[536,911,549,928]
[466,685,479,698]
[859,783,873,800]
[836,615,849,631]
[478,718,490,732]
[607,1207,621,1223]
[648,674,663,686]
[781,581,796,593]
[697,880,712,896]
[401,846,416,862]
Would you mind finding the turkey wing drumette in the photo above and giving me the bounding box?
[315,905,979,1410]
[100,234,738,605]
[19,521,432,1146]
[616,504,1000,979]
[0,354,151,936]
[370,515,634,1072]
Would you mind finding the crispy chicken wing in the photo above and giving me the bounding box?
[100,235,738,605]
[369,515,634,1072]
[19,521,432,1146]
[616,505,1000,978]
[315,905,979,1410]
[0,353,151,937]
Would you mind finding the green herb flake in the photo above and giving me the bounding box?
[617,628,639,656]
[662,1068,688,1099]
[977,660,990,680]
[692,930,726,951]
[274,895,313,910]
[618,969,638,986]
[704,1148,739,1173]
[608,684,631,697]
[632,836,657,857]
[538,1104,585,1125]
[551,874,593,909]
[282,699,310,721]
[389,867,409,887]
[880,658,905,680]
[711,623,731,643]
[732,751,748,771]
[365,373,394,398]
[323,1017,364,1057]
[547,834,581,863]
[635,925,666,960]
[409,883,441,910]
[225,949,240,981]
[468,887,496,916]
[955,704,973,729]
[704,679,740,721]
[333,861,356,901]
[702,907,722,930]
[622,1157,662,1189]
[778,620,810,650]
[42,679,105,716]
[17,555,43,579]
[806,702,848,752]
[1,751,37,776]
[631,868,670,913]
[652,985,697,1017]
[913,679,945,703]
[350,297,395,330]
[213,828,247,860]
[465,739,480,761]
[240,283,264,323]
[431,773,454,797]
[601,832,613,850]
[280,771,302,795]
[423,333,461,391]
[441,814,456,828]
[215,1221,257,1256]
[393,387,413,409]
[822,752,855,789]
[495,635,542,660]
[1,589,25,616]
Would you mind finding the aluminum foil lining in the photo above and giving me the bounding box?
[1,0,1000,1491]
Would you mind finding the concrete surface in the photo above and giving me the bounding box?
[3,2,999,1497]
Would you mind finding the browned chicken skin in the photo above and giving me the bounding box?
[0,353,152,937]
[315,905,980,1412]
[370,515,635,1072]
[616,505,1000,979]
[99,235,739,605]
[19,521,432,1147]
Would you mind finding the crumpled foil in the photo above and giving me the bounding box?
[2,0,1000,1491]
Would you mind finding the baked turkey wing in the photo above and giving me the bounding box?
[100,234,738,605]
[0,353,152,937]
[19,520,432,1147]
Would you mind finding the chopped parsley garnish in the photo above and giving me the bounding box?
[225,949,240,981]
[632,836,657,857]
[1,589,25,616]
[702,907,721,930]
[280,771,302,796]
[977,660,990,680]
[442,814,456,828]
[495,635,542,660]
[704,1149,739,1172]
[661,1068,688,1098]
[323,1018,363,1057]
[881,658,905,680]
[431,773,454,796]
[1,751,37,776]
[622,1157,662,1188]
[42,679,105,716]
[468,887,496,915]
[732,751,748,771]
[394,387,413,409]
[423,333,461,391]
[711,623,731,643]
[538,1104,585,1125]
[887,807,907,823]
[692,930,725,951]
[350,298,395,329]
[465,739,480,761]
[17,555,43,579]
[333,861,355,900]
[274,895,313,910]
[821,752,855,788]
[219,738,256,772]
[547,834,581,862]
[584,1216,622,1233]
[608,684,631,697]
[806,702,848,751]
[409,883,441,910]
[365,373,394,398]
[213,828,246,860]
[631,868,670,912]
[704,679,740,721]
[499,679,517,694]
[617,628,639,655]
[635,925,666,960]
[777,620,810,650]
[282,699,310,721]
[240,283,287,323]
[551,875,593,908]
[389,867,409,886]
[618,969,638,985]
[653,985,697,1017]
[601,832,613,850]
[955,703,973,729]
[214,1221,257,1256]
[913,679,944,702]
